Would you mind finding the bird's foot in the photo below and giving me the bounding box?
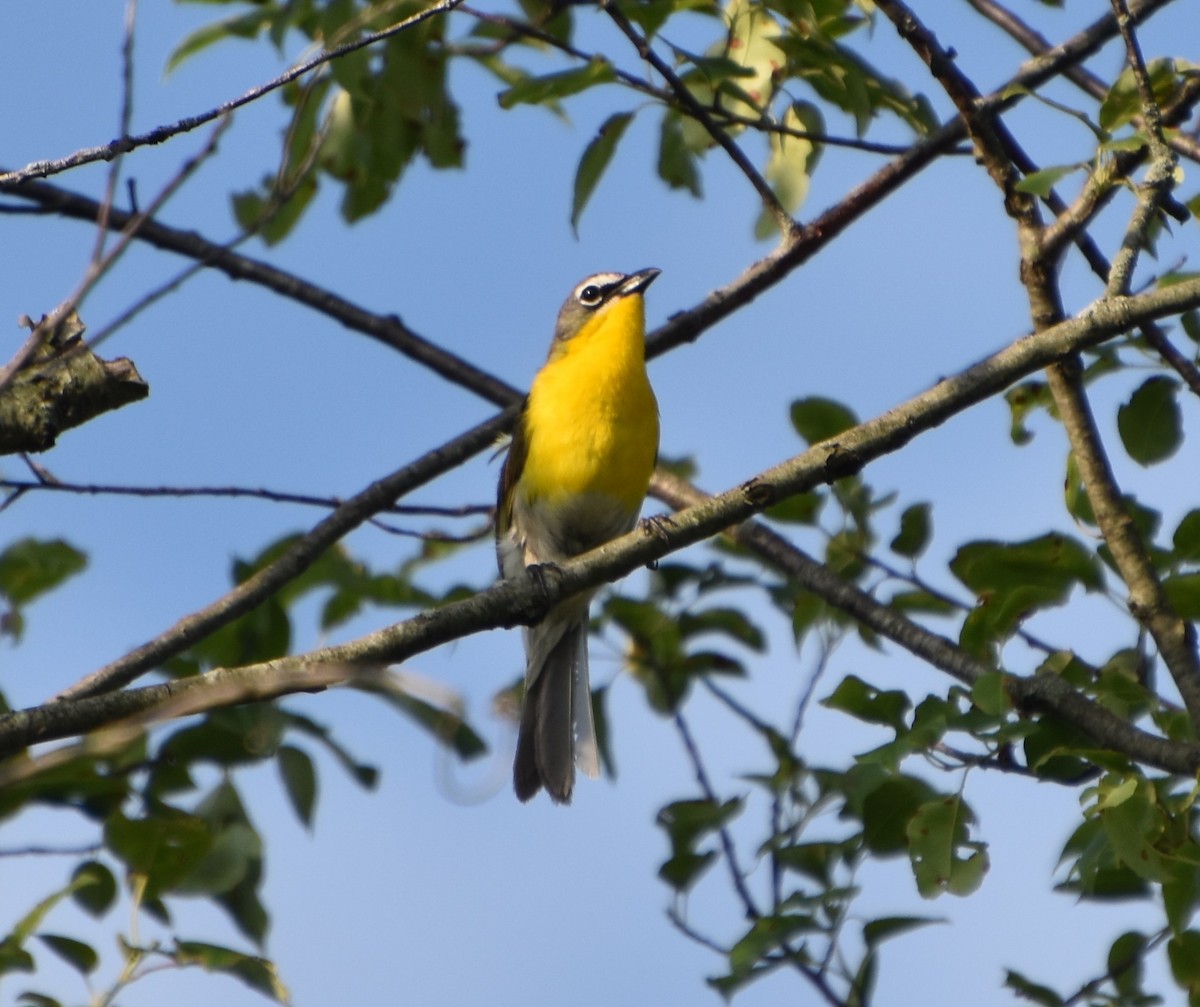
[640,514,673,570]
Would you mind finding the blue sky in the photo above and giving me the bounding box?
[2,2,1197,1005]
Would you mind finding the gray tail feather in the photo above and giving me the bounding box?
[513,618,591,804]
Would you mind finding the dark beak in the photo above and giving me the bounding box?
[618,267,661,297]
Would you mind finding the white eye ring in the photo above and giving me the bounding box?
[578,284,603,306]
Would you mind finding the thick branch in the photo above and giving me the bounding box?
[0,315,148,454]
[11,0,1185,710]
[20,279,1200,753]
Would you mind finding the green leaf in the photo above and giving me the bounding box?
[656,797,744,855]
[679,606,765,651]
[822,674,910,731]
[657,111,703,197]
[754,102,823,239]
[789,396,858,445]
[1173,509,1200,563]
[1095,775,1169,882]
[1181,309,1200,344]
[36,935,98,976]
[729,914,814,978]
[658,851,717,892]
[713,0,785,122]
[951,534,1104,653]
[1100,58,1185,132]
[350,671,486,760]
[890,503,932,559]
[765,491,824,525]
[70,861,117,918]
[497,58,616,110]
[1013,163,1081,196]
[16,994,62,1007]
[0,941,34,978]
[177,823,263,895]
[774,842,839,885]
[571,112,634,233]
[971,671,1011,716]
[1167,930,1200,992]
[0,878,85,977]
[1004,379,1054,445]
[859,777,935,855]
[1163,863,1200,934]
[1023,715,1096,783]
[1004,970,1065,1006]
[232,172,319,247]
[165,9,274,74]
[105,811,214,899]
[278,745,318,828]
[174,941,289,1003]
[1164,573,1200,620]
[0,538,87,606]
[1108,931,1148,999]
[1117,375,1182,465]
[862,915,941,950]
[906,795,988,898]
[773,27,937,137]
[282,712,379,791]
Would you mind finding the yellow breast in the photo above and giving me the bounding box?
[520,295,659,514]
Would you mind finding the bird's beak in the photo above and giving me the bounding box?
[617,267,661,297]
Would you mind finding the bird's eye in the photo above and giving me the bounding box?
[578,284,603,307]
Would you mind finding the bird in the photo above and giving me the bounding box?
[496,268,661,804]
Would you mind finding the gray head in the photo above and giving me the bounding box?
[552,268,661,346]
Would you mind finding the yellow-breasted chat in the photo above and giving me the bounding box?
[496,268,661,803]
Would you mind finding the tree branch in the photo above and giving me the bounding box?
[0,0,467,188]
[878,0,1200,729]
[600,0,795,236]
[965,0,1200,165]
[18,278,1200,767]
[650,472,1195,777]
[0,177,521,409]
[53,407,516,702]
[0,323,148,455]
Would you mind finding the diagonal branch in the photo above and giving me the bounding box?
[649,473,1197,778]
[21,277,1200,764]
[0,178,520,409]
[15,0,1184,708]
[1105,0,1181,297]
[54,406,516,701]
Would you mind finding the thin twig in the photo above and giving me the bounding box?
[673,709,760,914]
[90,0,138,266]
[0,0,467,187]
[1105,0,1180,297]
